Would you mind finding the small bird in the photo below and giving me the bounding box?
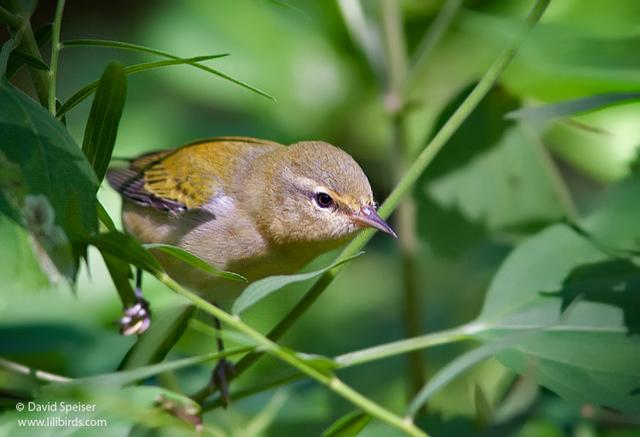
[108,136,395,298]
[107,136,395,400]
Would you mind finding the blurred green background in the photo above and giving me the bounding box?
[1,0,640,435]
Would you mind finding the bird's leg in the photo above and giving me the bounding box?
[209,308,235,406]
[120,268,152,336]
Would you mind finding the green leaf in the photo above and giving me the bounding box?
[541,258,640,335]
[90,231,163,275]
[506,93,640,122]
[416,194,486,258]
[56,54,228,118]
[231,252,364,315]
[423,126,565,253]
[415,85,520,257]
[8,50,49,71]
[322,410,371,437]
[6,23,52,78]
[475,176,640,413]
[265,0,310,20]
[82,62,127,183]
[21,385,206,435]
[421,84,520,181]
[492,374,539,424]
[461,10,640,101]
[294,352,338,377]
[0,27,24,76]
[143,243,246,282]
[119,304,196,370]
[34,23,53,46]
[0,78,98,281]
[97,201,117,232]
[0,216,50,292]
[65,347,251,389]
[61,39,275,101]
[102,252,136,307]
[473,384,493,426]
[406,334,527,417]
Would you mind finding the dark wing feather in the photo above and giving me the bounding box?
[106,160,188,212]
[107,137,281,212]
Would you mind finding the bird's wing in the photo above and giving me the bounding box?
[107,137,280,212]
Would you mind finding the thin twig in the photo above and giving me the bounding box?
[48,0,66,114]
[203,323,478,412]
[159,274,427,437]
[381,0,408,93]
[0,357,71,383]
[381,0,427,404]
[335,323,480,367]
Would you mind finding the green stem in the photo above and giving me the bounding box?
[231,270,339,377]
[203,324,475,412]
[381,0,408,93]
[202,0,551,408]
[381,0,427,403]
[158,274,427,437]
[335,323,480,368]
[0,356,71,383]
[378,0,551,222]
[48,0,65,114]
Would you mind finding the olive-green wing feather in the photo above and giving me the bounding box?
[107,137,281,211]
[107,149,194,211]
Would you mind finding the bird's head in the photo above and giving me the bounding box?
[261,141,396,247]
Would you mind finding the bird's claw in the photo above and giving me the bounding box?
[119,297,151,336]
[210,359,235,407]
[155,394,202,432]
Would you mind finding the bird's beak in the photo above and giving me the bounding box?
[352,206,397,238]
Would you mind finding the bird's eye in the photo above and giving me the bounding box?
[314,192,334,208]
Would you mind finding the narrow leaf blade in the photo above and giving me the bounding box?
[97,201,117,232]
[57,55,228,118]
[506,92,640,122]
[68,347,251,389]
[232,252,364,315]
[143,243,246,282]
[322,410,371,437]
[10,50,49,71]
[294,352,338,377]
[406,334,527,417]
[82,62,127,183]
[62,39,275,101]
[101,252,136,307]
[90,231,163,275]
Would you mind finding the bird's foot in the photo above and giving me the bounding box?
[119,297,151,336]
[209,358,235,407]
[155,394,202,432]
